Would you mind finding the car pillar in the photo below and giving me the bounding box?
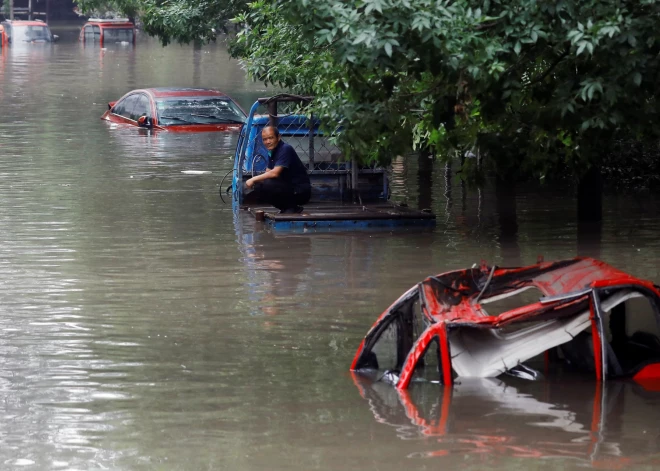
[396,321,453,390]
[589,290,607,381]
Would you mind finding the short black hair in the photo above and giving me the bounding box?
[262,125,280,137]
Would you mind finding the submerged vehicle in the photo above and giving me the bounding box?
[351,257,660,389]
[231,94,435,230]
[79,18,136,46]
[101,87,246,133]
[0,20,57,47]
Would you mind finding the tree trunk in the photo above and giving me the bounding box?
[577,165,603,222]
[495,177,521,266]
[577,165,603,258]
[417,149,433,210]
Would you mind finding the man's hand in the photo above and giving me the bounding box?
[246,178,255,188]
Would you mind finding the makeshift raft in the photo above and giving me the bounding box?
[230,94,436,231]
[244,202,436,231]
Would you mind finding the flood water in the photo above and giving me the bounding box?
[1,27,660,470]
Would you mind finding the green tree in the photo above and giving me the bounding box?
[75,0,248,44]
[234,0,660,181]
[75,0,660,182]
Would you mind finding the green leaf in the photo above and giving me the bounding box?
[633,72,642,86]
[384,42,392,57]
[514,41,521,55]
[353,32,368,45]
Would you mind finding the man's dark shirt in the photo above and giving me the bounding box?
[267,140,311,191]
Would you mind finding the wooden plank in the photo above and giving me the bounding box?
[247,203,435,223]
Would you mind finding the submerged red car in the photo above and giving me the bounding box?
[351,257,660,389]
[0,20,58,47]
[101,88,247,132]
[79,18,136,46]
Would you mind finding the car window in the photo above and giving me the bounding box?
[84,25,100,42]
[112,94,139,120]
[131,95,150,121]
[155,97,246,126]
[602,289,660,376]
[103,28,134,43]
[11,25,52,43]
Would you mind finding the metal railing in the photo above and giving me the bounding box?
[237,95,352,175]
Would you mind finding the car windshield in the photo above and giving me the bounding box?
[156,97,246,126]
[12,25,52,42]
[103,28,134,43]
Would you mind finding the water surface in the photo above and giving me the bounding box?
[1,30,659,470]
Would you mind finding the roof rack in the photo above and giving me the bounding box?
[5,17,46,21]
[88,18,131,23]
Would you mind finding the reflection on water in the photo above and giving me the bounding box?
[353,374,660,468]
[0,26,660,471]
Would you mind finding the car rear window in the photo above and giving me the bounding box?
[103,28,134,43]
[156,97,246,126]
[10,25,52,42]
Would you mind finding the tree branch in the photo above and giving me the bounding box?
[529,48,570,86]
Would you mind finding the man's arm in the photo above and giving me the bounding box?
[246,166,283,188]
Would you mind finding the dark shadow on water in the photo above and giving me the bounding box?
[417,150,433,211]
[495,178,521,266]
[577,220,603,259]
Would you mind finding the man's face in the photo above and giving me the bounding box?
[262,127,280,151]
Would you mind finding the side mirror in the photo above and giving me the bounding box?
[52,35,59,42]
[138,116,153,128]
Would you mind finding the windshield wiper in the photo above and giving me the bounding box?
[159,116,193,124]
[190,113,245,124]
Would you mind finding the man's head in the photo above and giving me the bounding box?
[261,126,281,151]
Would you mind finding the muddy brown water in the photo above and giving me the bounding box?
[1,28,660,470]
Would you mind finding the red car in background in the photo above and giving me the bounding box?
[79,18,136,46]
[101,88,247,133]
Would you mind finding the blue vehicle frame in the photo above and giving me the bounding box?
[231,94,388,210]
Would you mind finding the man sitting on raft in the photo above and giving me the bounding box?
[245,126,311,214]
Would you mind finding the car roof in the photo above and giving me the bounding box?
[427,257,651,300]
[145,88,230,99]
[3,20,49,27]
[419,257,658,326]
[84,19,134,27]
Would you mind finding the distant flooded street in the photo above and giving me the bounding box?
[1,28,660,470]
